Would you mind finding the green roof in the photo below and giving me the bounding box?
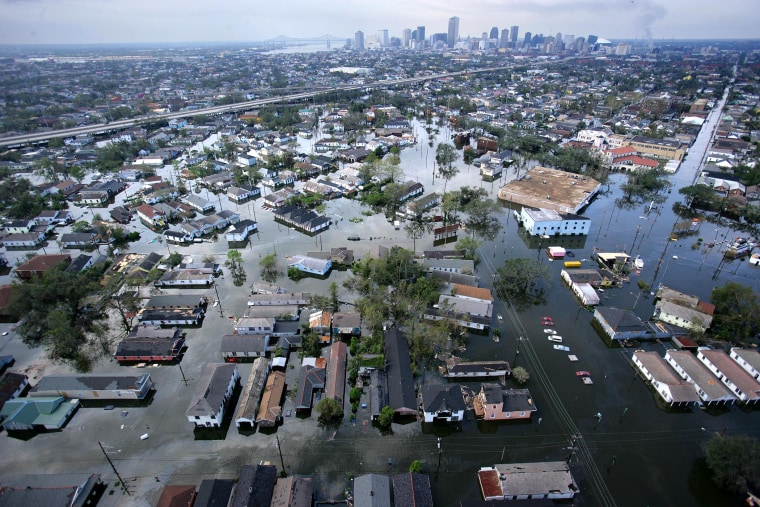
[0,396,78,430]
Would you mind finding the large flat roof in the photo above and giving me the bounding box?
[498,166,600,213]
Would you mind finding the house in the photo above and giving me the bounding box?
[384,326,417,417]
[0,474,103,505]
[135,203,167,229]
[294,365,326,412]
[221,335,269,361]
[31,374,154,401]
[186,363,240,428]
[13,254,71,280]
[440,358,511,379]
[0,396,80,431]
[273,204,331,235]
[59,232,97,249]
[247,293,310,306]
[288,255,332,276]
[235,317,275,335]
[697,348,760,404]
[114,327,186,363]
[154,269,215,288]
[256,371,286,428]
[664,350,735,406]
[182,194,215,214]
[325,341,347,407]
[593,307,671,342]
[164,229,195,245]
[353,474,391,507]
[195,479,235,507]
[332,311,361,336]
[519,207,591,236]
[654,286,715,331]
[401,180,424,201]
[156,485,196,507]
[438,294,493,318]
[77,189,109,206]
[392,473,434,507]
[270,476,313,507]
[234,358,269,428]
[561,269,603,306]
[632,351,701,406]
[3,218,37,234]
[309,310,332,343]
[473,384,537,421]
[477,461,579,501]
[420,384,466,423]
[231,464,277,507]
[729,348,760,380]
[227,184,260,204]
[226,219,257,243]
[419,258,475,275]
[1,231,46,249]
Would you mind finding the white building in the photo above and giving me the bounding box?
[185,363,240,428]
[520,207,591,236]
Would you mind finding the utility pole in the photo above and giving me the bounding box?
[276,435,286,474]
[98,441,131,495]
[178,363,189,387]
[213,284,224,317]
[437,437,442,471]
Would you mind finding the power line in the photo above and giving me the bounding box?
[98,441,131,496]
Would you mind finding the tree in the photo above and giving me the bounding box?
[259,253,279,283]
[710,282,760,344]
[349,387,362,404]
[512,366,530,384]
[109,289,140,333]
[435,143,459,193]
[377,405,394,428]
[329,282,339,312]
[409,460,424,473]
[703,434,760,494]
[494,258,549,309]
[403,216,432,254]
[225,249,247,287]
[455,236,482,261]
[316,397,343,423]
[167,251,183,267]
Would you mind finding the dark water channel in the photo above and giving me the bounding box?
[287,112,759,505]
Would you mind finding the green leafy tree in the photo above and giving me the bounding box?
[703,434,760,494]
[329,282,339,312]
[455,236,482,261]
[710,282,760,344]
[435,143,459,193]
[167,251,183,267]
[316,397,344,423]
[349,387,362,403]
[377,405,394,428]
[260,253,279,283]
[409,460,424,473]
[512,366,530,384]
[403,216,432,254]
[225,249,247,287]
[494,258,549,309]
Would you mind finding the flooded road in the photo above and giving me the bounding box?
[287,104,760,505]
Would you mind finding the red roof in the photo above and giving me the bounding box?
[14,254,71,275]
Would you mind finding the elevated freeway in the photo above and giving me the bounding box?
[0,67,507,149]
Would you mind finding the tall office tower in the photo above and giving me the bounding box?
[490,26,499,41]
[510,25,519,43]
[378,29,389,47]
[556,32,563,46]
[563,34,575,47]
[416,26,426,45]
[587,34,598,45]
[403,28,412,47]
[523,31,532,45]
[354,31,365,50]
[447,16,459,48]
[500,29,509,48]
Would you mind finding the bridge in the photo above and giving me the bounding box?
[0,67,508,149]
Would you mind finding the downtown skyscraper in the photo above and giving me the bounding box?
[447,16,459,48]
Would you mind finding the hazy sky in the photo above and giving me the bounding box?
[1,0,758,45]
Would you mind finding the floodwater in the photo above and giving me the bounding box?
[285,100,759,505]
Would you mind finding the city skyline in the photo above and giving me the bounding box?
[1,0,759,46]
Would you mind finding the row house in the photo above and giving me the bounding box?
[59,232,97,249]
[221,335,269,361]
[4,218,37,234]
[234,358,269,429]
[404,193,441,217]
[730,348,760,380]
[114,327,185,364]
[35,210,74,226]
[697,348,760,404]
[256,371,286,428]
[272,205,331,235]
[164,229,194,245]
[632,351,701,406]
[155,269,215,288]
[400,180,424,202]
[664,350,735,406]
